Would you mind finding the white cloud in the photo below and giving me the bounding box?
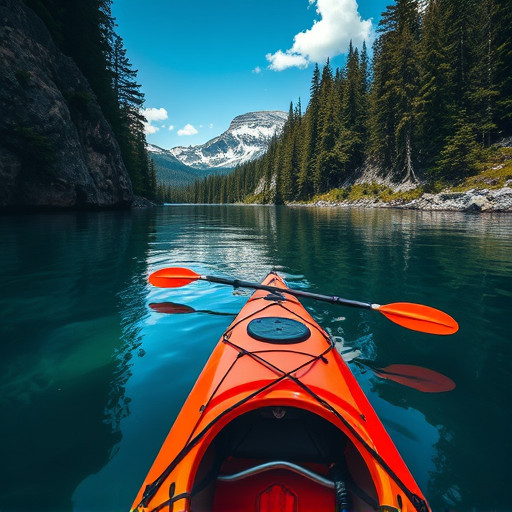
[252,66,262,74]
[144,124,158,134]
[168,125,175,131]
[266,51,309,71]
[142,107,168,135]
[266,0,372,71]
[209,123,214,129]
[178,124,198,136]
[143,107,168,122]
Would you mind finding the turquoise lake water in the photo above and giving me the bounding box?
[0,205,511,511]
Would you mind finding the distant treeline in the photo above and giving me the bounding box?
[166,0,512,204]
[23,0,157,199]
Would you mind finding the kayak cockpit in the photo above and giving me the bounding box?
[190,406,379,512]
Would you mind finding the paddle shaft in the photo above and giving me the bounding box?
[203,275,374,310]
[149,267,458,335]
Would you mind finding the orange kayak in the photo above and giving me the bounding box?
[131,272,430,512]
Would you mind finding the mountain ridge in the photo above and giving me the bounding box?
[148,143,232,188]
[148,111,287,187]
[169,111,287,170]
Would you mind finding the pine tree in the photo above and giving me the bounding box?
[147,158,158,200]
[358,41,370,150]
[262,136,279,203]
[394,20,420,182]
[279,102,299,202]
[434,112,481,179]
[494,0,512,137]
[314,60,336,192]
[368,0,421,182]
[342,43,359,128]
[416,0,455,169]
[368,30,397,170]
[297,64,321,198]
[110,34,151,196]
[340,42,366,175]
[466,0,499,146]
[443,0,477,109]
[360,41,370,95]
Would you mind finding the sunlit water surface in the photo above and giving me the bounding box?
[0,205,511,511]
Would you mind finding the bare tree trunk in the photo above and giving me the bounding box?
[403,130,418,184]
[486,0,493,147]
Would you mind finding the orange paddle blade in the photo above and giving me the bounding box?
[149,302,196,314]
[372,364,456,393]
[149,267,201,288]
[376,302,459,335]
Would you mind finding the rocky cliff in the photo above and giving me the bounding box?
[0,0,133,210]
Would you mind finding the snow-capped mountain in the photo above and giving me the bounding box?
[147,142,232,188]
[168,111,287,170]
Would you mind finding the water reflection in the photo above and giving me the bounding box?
[0,211,151,511]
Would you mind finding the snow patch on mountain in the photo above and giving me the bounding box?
[168,111,287,170]
[147,144,166,155]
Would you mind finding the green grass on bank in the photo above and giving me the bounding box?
[307,146,512,204]
[244,192,264,204]
[310,183,424,204]
[451,146,512,192]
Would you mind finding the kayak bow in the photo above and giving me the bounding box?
[132,272,431,512]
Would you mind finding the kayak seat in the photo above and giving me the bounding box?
[213,461,335,512]
[217,460,335,487]
[191,407,379,511]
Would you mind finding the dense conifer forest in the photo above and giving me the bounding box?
[166,0,512,205]
[23,0,157,199]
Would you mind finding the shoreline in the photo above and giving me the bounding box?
[288,186,512,213]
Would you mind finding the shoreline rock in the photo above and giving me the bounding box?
[132,195,156,209]
[399,187,512,212]
[290,187,512,213]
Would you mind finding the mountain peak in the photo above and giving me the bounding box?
[166,110,287,170]
[228,110,288,130]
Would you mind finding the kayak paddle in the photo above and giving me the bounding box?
[337,347,455,392]
[149,267,458,335]
[149,302,236,317]
[354,360,456,393]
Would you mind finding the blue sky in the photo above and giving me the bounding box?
[112,0,389,149]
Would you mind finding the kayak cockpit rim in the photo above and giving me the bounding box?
[136,399,420,512]
[183,404,380,512]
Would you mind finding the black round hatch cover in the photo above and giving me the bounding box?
[247,317,311,344]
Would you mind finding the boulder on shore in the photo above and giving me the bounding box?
[301,187,512,212]
[401,188,512,212]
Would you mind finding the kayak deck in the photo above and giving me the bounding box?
[132,273,429,512]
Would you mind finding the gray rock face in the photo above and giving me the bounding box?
[0,0,133,210]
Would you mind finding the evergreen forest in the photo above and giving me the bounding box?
[23,0,157,199]
[166,0,512,204]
